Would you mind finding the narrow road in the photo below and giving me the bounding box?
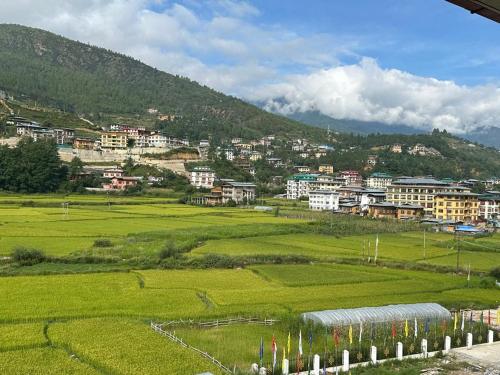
[451,341,500,370]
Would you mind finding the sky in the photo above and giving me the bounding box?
[1,0,500,134]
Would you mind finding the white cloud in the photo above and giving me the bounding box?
[256,58,500,134]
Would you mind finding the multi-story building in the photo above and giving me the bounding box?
[366,172,393,190]
[309,175,347,192]
[386,178,470,217]
[339,170,363,186]
[318,165,334,175]
[73,137,96,150]
[478,192,500,220]
[190,167,216,189]
[101,131,128,149]
[16,124,74,144]
[249,151,262,161]
[390,143,403,153]
[286,174,320,200]
[294,165,311,173]
[221,181,256,204]
[102,176,142,190]
[433,192,479,223]
[308,190,340,211]
[368,203,424,220]
[102,168,124,178]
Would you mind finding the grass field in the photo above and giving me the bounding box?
[0,194,498,374]
[193,232,500,272]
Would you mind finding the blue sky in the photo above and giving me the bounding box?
[1,0,499,132]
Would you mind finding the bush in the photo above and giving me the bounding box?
[11,247,46,265]
[93,239,113,248]
[490,266,500,279]
[158,240,179,259]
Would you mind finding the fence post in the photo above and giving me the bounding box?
[282,359,289,375]
[488,330,494,344]
[313,354,320,375]
[370,346,377,364]
[444,336,451,354]
[342,350,349,372]
[421,339,427,358]
[467,333,473,349]
[396,342,403,360]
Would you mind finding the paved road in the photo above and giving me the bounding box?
[451,341,500,370]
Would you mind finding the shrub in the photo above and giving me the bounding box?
[490,266,500,279]
[11,247,46,265]
[158,240,179,259]
[93,239,113,248]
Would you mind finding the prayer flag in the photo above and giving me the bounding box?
[404,319,409,338]
[299,330,303,356]
[348,325,353,345]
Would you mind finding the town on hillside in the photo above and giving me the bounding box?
[2,114,500,232]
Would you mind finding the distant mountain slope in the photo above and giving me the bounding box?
[0,24,323,141]
[288,111,426,135]
[287,110,500,149]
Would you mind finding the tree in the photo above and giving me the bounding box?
[0,138,67,193]
[69,157,84,176]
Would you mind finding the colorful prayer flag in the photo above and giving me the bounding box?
[453,312,457,332]
[348,325,353,345]
[391,321,396,339]
[272,335,277,370]
[414,318,418,338]
[259,337,264,366]
[404,319,409,338]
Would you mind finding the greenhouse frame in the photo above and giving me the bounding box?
[301,303,451,326]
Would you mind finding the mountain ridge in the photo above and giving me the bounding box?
[0,23,324,142]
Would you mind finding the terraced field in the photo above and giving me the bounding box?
[0,194,498,373]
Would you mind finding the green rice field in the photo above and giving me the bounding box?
[0,194,498,373]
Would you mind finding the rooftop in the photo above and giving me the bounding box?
[392,177,449,186]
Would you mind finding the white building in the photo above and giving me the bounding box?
[286,174,319,200]
[221,181,256,204]
[479,194,500,220]
[309,190,340,211]
[366,173,393,190]
[190,167,216,189]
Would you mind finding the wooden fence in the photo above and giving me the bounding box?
[151,317,278,374]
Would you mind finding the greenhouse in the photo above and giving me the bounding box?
[301,303,451,326]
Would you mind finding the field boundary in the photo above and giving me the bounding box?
[151,317,279,374]
[151,321,233,374]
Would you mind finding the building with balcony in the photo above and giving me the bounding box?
[433,192,479,223]
[190,167,216,189]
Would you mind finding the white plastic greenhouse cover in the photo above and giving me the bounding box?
[301,303,451,326]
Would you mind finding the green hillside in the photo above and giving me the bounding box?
[0,24,322,141]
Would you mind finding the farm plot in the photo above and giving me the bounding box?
[0,203,305,256]
[193,232,498,271]
[0,347,100,374]
[48,318,225,375]
[249,264,405,287]
[0,323,46,351]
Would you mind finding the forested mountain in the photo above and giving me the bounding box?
[0,24,323,141]
[286,110,500,149]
